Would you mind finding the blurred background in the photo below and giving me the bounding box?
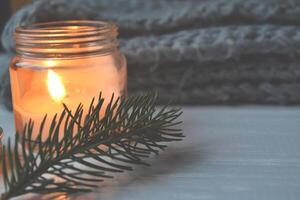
[0,0,31,48]
[1,0,300,109]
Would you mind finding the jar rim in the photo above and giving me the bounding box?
[14,20,119,58]
[15,20,116,34]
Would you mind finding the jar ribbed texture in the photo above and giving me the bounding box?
[14,20,118,57]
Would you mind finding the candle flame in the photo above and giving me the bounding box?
[47,70,66,102]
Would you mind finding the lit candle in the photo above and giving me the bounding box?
[10,21,127,140]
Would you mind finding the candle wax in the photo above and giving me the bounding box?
[10,54,126,140]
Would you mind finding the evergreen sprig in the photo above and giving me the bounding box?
[0,93,183,200]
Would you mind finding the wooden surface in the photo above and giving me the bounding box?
[0,106,300,200]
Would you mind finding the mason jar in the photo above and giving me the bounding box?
[10,20,127,138]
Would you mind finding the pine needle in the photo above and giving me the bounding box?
[0,93,183,200]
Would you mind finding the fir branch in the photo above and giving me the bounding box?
[0,93,183,200]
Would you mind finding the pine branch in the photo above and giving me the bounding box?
[0,93,183,200]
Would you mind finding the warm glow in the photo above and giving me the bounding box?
[47,70,66,102]
[68,26,79,30]
[45,60,56,67]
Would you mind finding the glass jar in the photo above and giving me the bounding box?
[10,20,127,138]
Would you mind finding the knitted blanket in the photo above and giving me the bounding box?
[1,0,300,109]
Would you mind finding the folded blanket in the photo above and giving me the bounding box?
[1,0,300,109]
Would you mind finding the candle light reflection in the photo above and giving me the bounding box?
[47,70,66,103]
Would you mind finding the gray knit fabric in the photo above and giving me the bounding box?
[1,0,300,108]
[0,54,12,109]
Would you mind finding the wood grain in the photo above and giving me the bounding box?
[0,106,300,199]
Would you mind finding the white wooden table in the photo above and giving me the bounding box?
[1,106,300,200]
